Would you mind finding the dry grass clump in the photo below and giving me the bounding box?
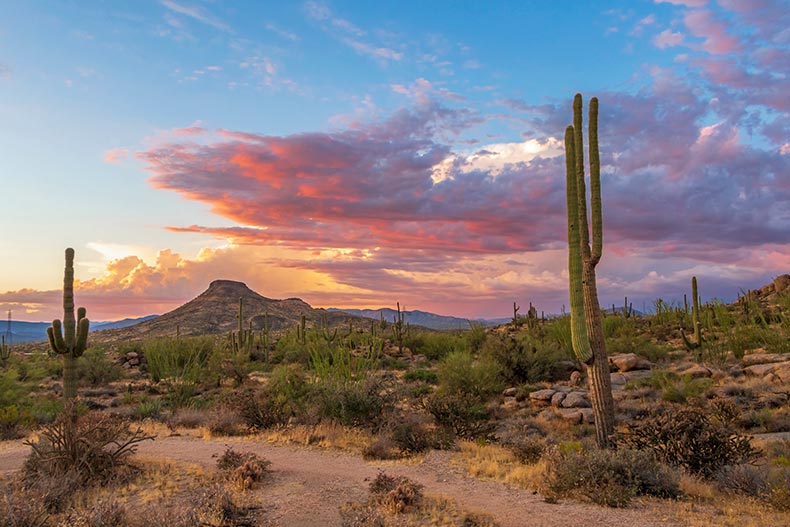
[340,471,498,527]
[453,440,544,490]
[214,446,271,490]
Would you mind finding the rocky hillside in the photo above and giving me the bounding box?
[93,279,364,342]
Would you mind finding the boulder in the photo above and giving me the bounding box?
[561,391,591,408]
[559,409,582,424]
[579,408,595,424]
[683,364,713,378]
[742,353,789,366]
[774,274,790,293]
[529,389,557,404]
[502,387,518,397]
[550,391,567,407]
[569,370,583,387]
[609,353,652,372]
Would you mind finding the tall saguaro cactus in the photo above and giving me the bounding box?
[46,248,90,399]
[565,94,615,448]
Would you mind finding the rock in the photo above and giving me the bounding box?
[529,389,557,404]
[743,361,790,380]
[550,392,567,407]
[742,353,789,366]
[683,364,713,378]
[503,387,518,397]
[559,409,582,424]
[502,397,520,411]
[610,373,627,385]
[609,353,652,372]
[569,371,583,387]
[125,351,139,360]
[128,358,140,366]
[109,397,124,408]
[579,408,595,424]
[774,274,790,293]
[122,362,132,369]
[554,360,578,380]
[561,391,591,408]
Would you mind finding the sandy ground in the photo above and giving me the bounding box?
[0,435,681,527]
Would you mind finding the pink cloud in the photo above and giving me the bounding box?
[683,9,741,54]
[104,148,129,163]
[653,29,685,48]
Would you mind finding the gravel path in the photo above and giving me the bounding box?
[0,436,679,527]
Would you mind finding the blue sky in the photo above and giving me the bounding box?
[1,0,788,320]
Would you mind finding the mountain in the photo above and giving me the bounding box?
[1,315,159,344]
[93,279,365,341]
[327,307,507,330]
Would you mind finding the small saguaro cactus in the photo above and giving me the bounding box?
[392,302,405,354]
[0,335,10,367]
[681,276,703,353]
[512,302,521,328]
[47,248,90,400]
[564,93,615,448]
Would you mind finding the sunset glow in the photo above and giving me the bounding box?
[1,0,788,321]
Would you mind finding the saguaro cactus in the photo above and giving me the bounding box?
[46,248,90,399]
[565,94,615,448]
[0,335,10,367]
[681,276,702,352]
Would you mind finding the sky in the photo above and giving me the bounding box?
[0,0,788,321]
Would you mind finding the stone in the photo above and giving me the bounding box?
[559,409,582,424]
[502,397,520,411]
[125,352,139,360]
[609,353,652,372]
[774,274,790,293]
[610,373,627,385]
[550,391,567,407]
[569,370,583,387]
[561,391,591,408]
[128,358,140,366]
[579,408,595,424]
[742,353,789,366]
[683,364,712,378]
[744,363,785,377]
[503,387,518,397]
[529,389,557,403]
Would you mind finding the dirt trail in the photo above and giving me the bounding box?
[0,437,679,527]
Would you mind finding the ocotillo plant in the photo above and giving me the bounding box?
[564,94,615,448]
[681,276,703,353]
[0,335,10,367]
[46,248,90,400]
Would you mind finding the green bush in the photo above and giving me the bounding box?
[422,392,494,440]
[144,336,216,383]
[313,377,389,429]
[483,334,574,384]
[406,331,469,360]
[618,405,759,477]
[78,347,122,386]
[542,447,681,507]
[437,350,503,400]
[403,368,438,384]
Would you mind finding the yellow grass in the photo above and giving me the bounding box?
[452,440,544,490]
[261,422,375,454]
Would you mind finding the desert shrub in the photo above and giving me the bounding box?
[768,469,790,511]
[466,323,488,353]
[57,499,127,527]
[133,398,164,420]
[23,404,153,486]
[216,446,271,490]
[542,447,680,507]
[423,392,494,441]
[508,435,549,465]
[232,365,312,429]
[0,404,33,440]
[309,342,379,384]
[403,368,438,384]
[192,483,248,526]
[484,334,575,384]
[143,336,215,383]
[437,350,503,400]
[546,316,574,356]
[388,413,435,455]
[0,487,49,527]
[715,464,768,497]
[406,331,469,361]
[77,348,122,386]
[369,471,424,514]
[313,376,389,429]
[207,406,247,436]
[167,406,210,429]
[0,369,27,407]
[618,405,759,477]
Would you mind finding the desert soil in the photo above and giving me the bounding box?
[0,435,682,527]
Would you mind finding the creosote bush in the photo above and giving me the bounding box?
[215,446,271,490]
[542,446,680,507]
[437,350,503,400]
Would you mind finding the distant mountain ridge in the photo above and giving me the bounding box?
[327,307,509,330]
[92,279,367,342]
[1,315,158,344]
